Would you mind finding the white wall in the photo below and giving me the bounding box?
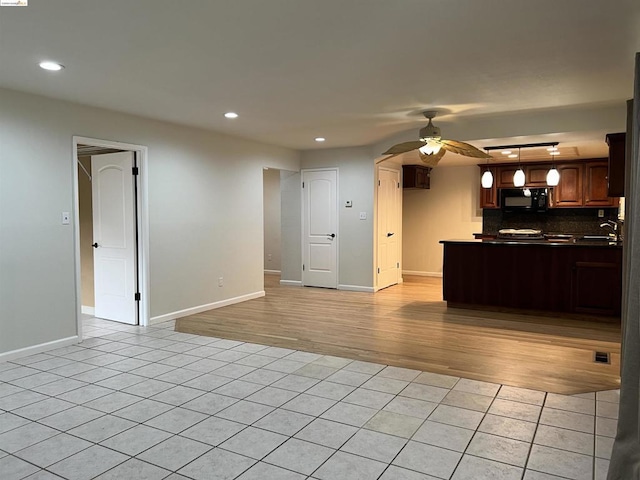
[402,165,482,275]
[0,88,299,356]
[263,168,281,272]
[299,147,375,289]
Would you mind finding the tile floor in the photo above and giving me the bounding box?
[0,317,620,480]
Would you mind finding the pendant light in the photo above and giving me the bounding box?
[481,149,493,188]
[513,148,525,187]
[546,166,560,186]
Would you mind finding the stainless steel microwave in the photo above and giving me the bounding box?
[500,188,548,212]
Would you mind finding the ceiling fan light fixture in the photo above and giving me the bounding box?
[419,139,442,155]
[481,169,494,188]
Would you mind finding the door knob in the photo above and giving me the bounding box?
[92,243,99,248]
[387,232,395,237]
[327,233,336,238]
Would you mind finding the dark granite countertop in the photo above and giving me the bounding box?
[440,238,622,248]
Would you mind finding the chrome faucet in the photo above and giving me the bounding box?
[600,220,619,242]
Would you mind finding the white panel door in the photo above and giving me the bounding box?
[302,169,338,288]
[377,168,401,289]
[92,152,137,324]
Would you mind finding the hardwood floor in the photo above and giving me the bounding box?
[175,275,621,394]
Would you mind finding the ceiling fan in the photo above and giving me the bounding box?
[379,111,490,167]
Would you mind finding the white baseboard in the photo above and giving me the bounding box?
[338,284,375,293]
[0,336,80,363]
[403,270,443,278]
[81,306,95,315]
[149,291,266,324]
[264,270,281,275]
[279,280,302,286]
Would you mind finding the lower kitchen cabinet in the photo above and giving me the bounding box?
[441,240,622,318]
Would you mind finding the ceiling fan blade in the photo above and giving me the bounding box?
[376,152,404,164]
[419,148,446,167]
[382,140,426,155]
[440,139,491,158]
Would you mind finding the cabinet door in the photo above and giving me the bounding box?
[497,167,518,188]
[572,261,621,316]
[553,164,583,207]
[584,161,617,206]
[402,165,430,189]
[606,133,625,197]
[525,165,551,187]
[479,167,498,208]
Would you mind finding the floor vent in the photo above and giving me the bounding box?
[594,352,610,364]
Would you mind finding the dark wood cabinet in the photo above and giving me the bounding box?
[525,165,551,186]
[606,132,625,197]
[572,261,621,316]
[584,161,617,207]
[479,167,498,208]
[479,158,619,209]
[402,165,430,189]
[497,167,518,188]
[552,163,584,207]
[441,240,622,318]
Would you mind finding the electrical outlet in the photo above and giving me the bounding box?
[267,254,272,262]
[359,212,367,220]
[218,277,223,287]
[598,209,605,218]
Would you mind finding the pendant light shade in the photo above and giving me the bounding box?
[547,167,560,186]
[481,169,493,188]
[513,168,525,187]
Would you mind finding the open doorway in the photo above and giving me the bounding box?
[73,137,150,338]
[263,168,282,278]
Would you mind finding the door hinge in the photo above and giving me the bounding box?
[377,267,380,274]
[378,180,381,186]
[302,182,305,188]
[132,166,139,176]
[134,292,141,301]
[397,182,400,188]
[302,264,305,271]
[397,262,400,268]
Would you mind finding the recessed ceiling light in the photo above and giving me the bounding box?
[315,137,326,142]
[508,154,518,158]
[224,112,238,119]
[550,151,560,155]
[501,150,512,155]
[39,61,64,71]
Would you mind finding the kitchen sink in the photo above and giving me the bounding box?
[576,235,614,241]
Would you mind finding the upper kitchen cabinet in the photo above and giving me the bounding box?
[402,165,430,189]
[606,132,625,197]
[584,161,618,207]
[525,165,551,187]
[497,167,518,188]
[552,163,584,207]
[479,167,498,209]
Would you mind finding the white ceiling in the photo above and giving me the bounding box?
[1,0,638,163]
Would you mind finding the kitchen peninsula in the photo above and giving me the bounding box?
[440,238,622,318]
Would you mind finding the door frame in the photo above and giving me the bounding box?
[72,136,150,339]
[374,165,403,291]
[300,167,339,288]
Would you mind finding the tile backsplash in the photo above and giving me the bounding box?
[483,208,620,235]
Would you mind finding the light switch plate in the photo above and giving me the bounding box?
[345,200,353,208]
[359,212,367,220]
[598,209,605,218]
